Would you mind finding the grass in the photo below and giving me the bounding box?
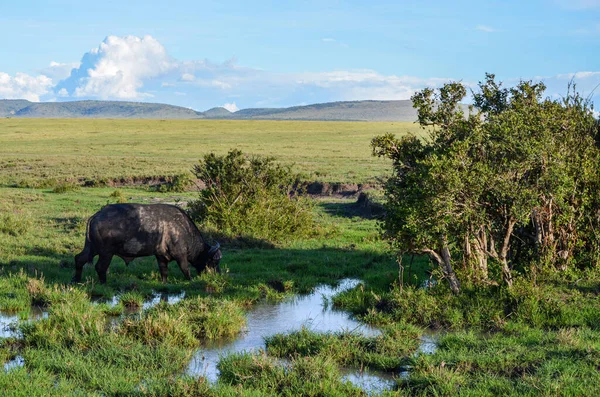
[0,118,423,187]
[265,324,422,371]
[0,185,418,395]
[401,326,600,396]
[0,118,599,395]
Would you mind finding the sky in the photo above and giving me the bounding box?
[0,0,599,112]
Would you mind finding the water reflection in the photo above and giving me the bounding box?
[187,279,379,382]
[341,367,397,395]
[0,306,47,339]
[4,355,24,372]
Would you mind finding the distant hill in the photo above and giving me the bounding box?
[228,100,419,121]
[0,99,447,121]
[202,107,232,118]
[1,100,202,119]
[0,100,32,117]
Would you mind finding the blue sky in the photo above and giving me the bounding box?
[0,0,598,111]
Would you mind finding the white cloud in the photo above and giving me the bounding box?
[0,72,53,101]
[37,61,79,83]
[192,79,233,89]
[222,102,239,112]
[321,38,336,42]
[3,34,597,112]
[475,25,496,32]
[59,35,175,99]
[181,73,195,82]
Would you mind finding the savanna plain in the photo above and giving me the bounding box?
[0,117,598,396]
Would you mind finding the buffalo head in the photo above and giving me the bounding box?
[194,241,222,273]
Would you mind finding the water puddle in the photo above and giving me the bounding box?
[341,367,397,395]
[398,332,439,379]
[0,306,48,339]
[418,333,438,355]
[92,290,186,311]
[4,355,24,372]
[187,279,378,379]
[142,291,186,310]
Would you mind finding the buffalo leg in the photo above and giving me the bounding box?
[73,241,94,283]
[73,252,88,282]
[95,254,113,284]
[156,255,170,283]
[176,258,192,280]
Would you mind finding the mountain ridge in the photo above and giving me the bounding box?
[0,99,428,121]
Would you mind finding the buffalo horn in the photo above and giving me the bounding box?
[208,241,220,255]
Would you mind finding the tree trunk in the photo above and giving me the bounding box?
[498,218,516,288]
[472,226,489,281]
[422,236,461,294]
[440,237,461,294]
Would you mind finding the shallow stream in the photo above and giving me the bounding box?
[1,280,438,394]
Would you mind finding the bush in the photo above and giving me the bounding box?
[189,149,316,242]
[52,181,79,193]
[0,208,32,236]
[109,189,127,203]
[157,173,194,192]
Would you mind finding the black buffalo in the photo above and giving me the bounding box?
[73,203,221,283]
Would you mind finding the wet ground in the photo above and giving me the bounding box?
[1,280,438,394]
[186,279,379,381]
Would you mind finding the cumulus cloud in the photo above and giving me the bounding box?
[57,35,175,99]
[37,61,79,83]
[2,34,598,112]
[222,102,239,112]
[291,70,453,100]
[0,72,53,101]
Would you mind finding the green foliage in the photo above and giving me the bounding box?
[157,173,194,192]
[334,275,600,331]
[108,189,127,203]
[189,149,317,242]
[372,74,600,291]
[0,208,32,237]
[51,181,79,193]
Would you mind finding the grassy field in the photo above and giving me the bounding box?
[0,119,599,395]
[0,118,422,187]
[0,186,432,395]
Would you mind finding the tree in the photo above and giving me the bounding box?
[373,74,600,292]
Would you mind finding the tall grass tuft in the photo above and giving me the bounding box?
[0,208,32,236]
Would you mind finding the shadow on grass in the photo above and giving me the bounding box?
[546,278,600,296]
[318,201,384,220]
[0,243,431,301]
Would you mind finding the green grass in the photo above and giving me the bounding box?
[266,324,422,371]
[0,118,423,186]
[0,116,599,395]
[0,185,416,395]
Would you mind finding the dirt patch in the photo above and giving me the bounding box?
[299,182,379,197]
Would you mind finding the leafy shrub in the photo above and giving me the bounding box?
[157,173,194,192]
[189,149,316,242]
[52,181,79,193]
[109,189,127,203]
